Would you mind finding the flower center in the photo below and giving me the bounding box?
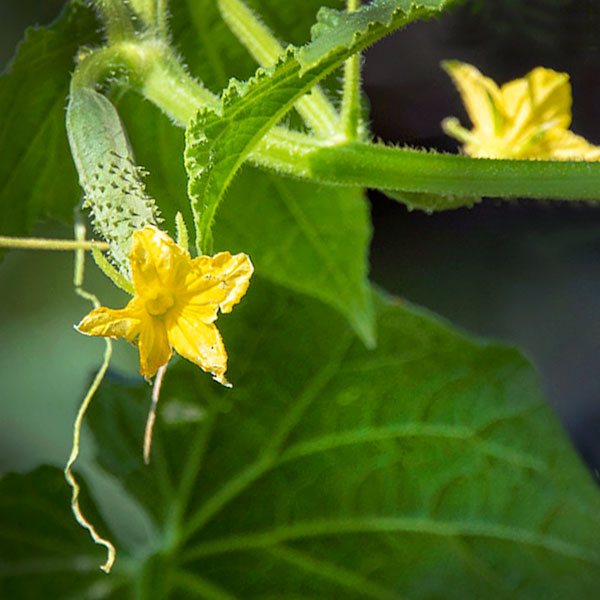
[145,289,175,317]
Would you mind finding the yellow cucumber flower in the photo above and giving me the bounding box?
[77,226,253,384]
[442,60,600,161]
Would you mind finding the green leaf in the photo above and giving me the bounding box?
[80,280,600,598]
[0,2,99,238]
[214,167,375,346]
[0,466,127,598]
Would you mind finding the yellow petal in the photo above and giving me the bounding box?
[442,60,504,137]
[499,77,528,120]
[186,252,254,316]
[138,316,172,378]
[525,67,571,128]
[76,298,142,342]
[541,128,600,161]
[501,67,571,147]
[130,226,191,296]
[167,308,229,385]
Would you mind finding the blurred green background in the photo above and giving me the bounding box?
[1,0,599,478]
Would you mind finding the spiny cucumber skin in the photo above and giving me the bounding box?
[67,87,161,276]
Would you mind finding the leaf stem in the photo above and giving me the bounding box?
[217,0,339,136]
[339,0,364,141]
[306,142,600,202]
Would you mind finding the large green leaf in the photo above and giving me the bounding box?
[16,278,594,599]
[0,1,99,238]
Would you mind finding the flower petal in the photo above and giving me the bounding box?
[167,308,229,385]
[501,67,571,147]
[542,129,600,161]
[130,226,191,295]
[76,298,142,342]
[442,60,504,138]
[185,252,254,317]
[525,67,571,128]
[138,316,172,378]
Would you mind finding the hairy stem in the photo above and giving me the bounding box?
[217,0,339,136]
[340,0,364,141]
[93,0,134,43]
[307,142,600,202]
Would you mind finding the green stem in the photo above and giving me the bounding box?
[217,0,339,136]
[307,142,600,201]
[93,0,134,43]
[156,0,170,39]
[340,0,363,141]
[72,41,217,124]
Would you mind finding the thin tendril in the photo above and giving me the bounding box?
[144,363,168,464]
[64,223,116,573]
[0,235,110,251]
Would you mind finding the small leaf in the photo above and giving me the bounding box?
[0,2,99,238]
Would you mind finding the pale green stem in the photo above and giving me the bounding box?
[217,0,339,137]
[306,142,600,201]
[94,0,134,43]
[72,41,217,125]
[0,236,110,251]
[339,0,364,141]
[156,0,170,39]
[442,117,478,146]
